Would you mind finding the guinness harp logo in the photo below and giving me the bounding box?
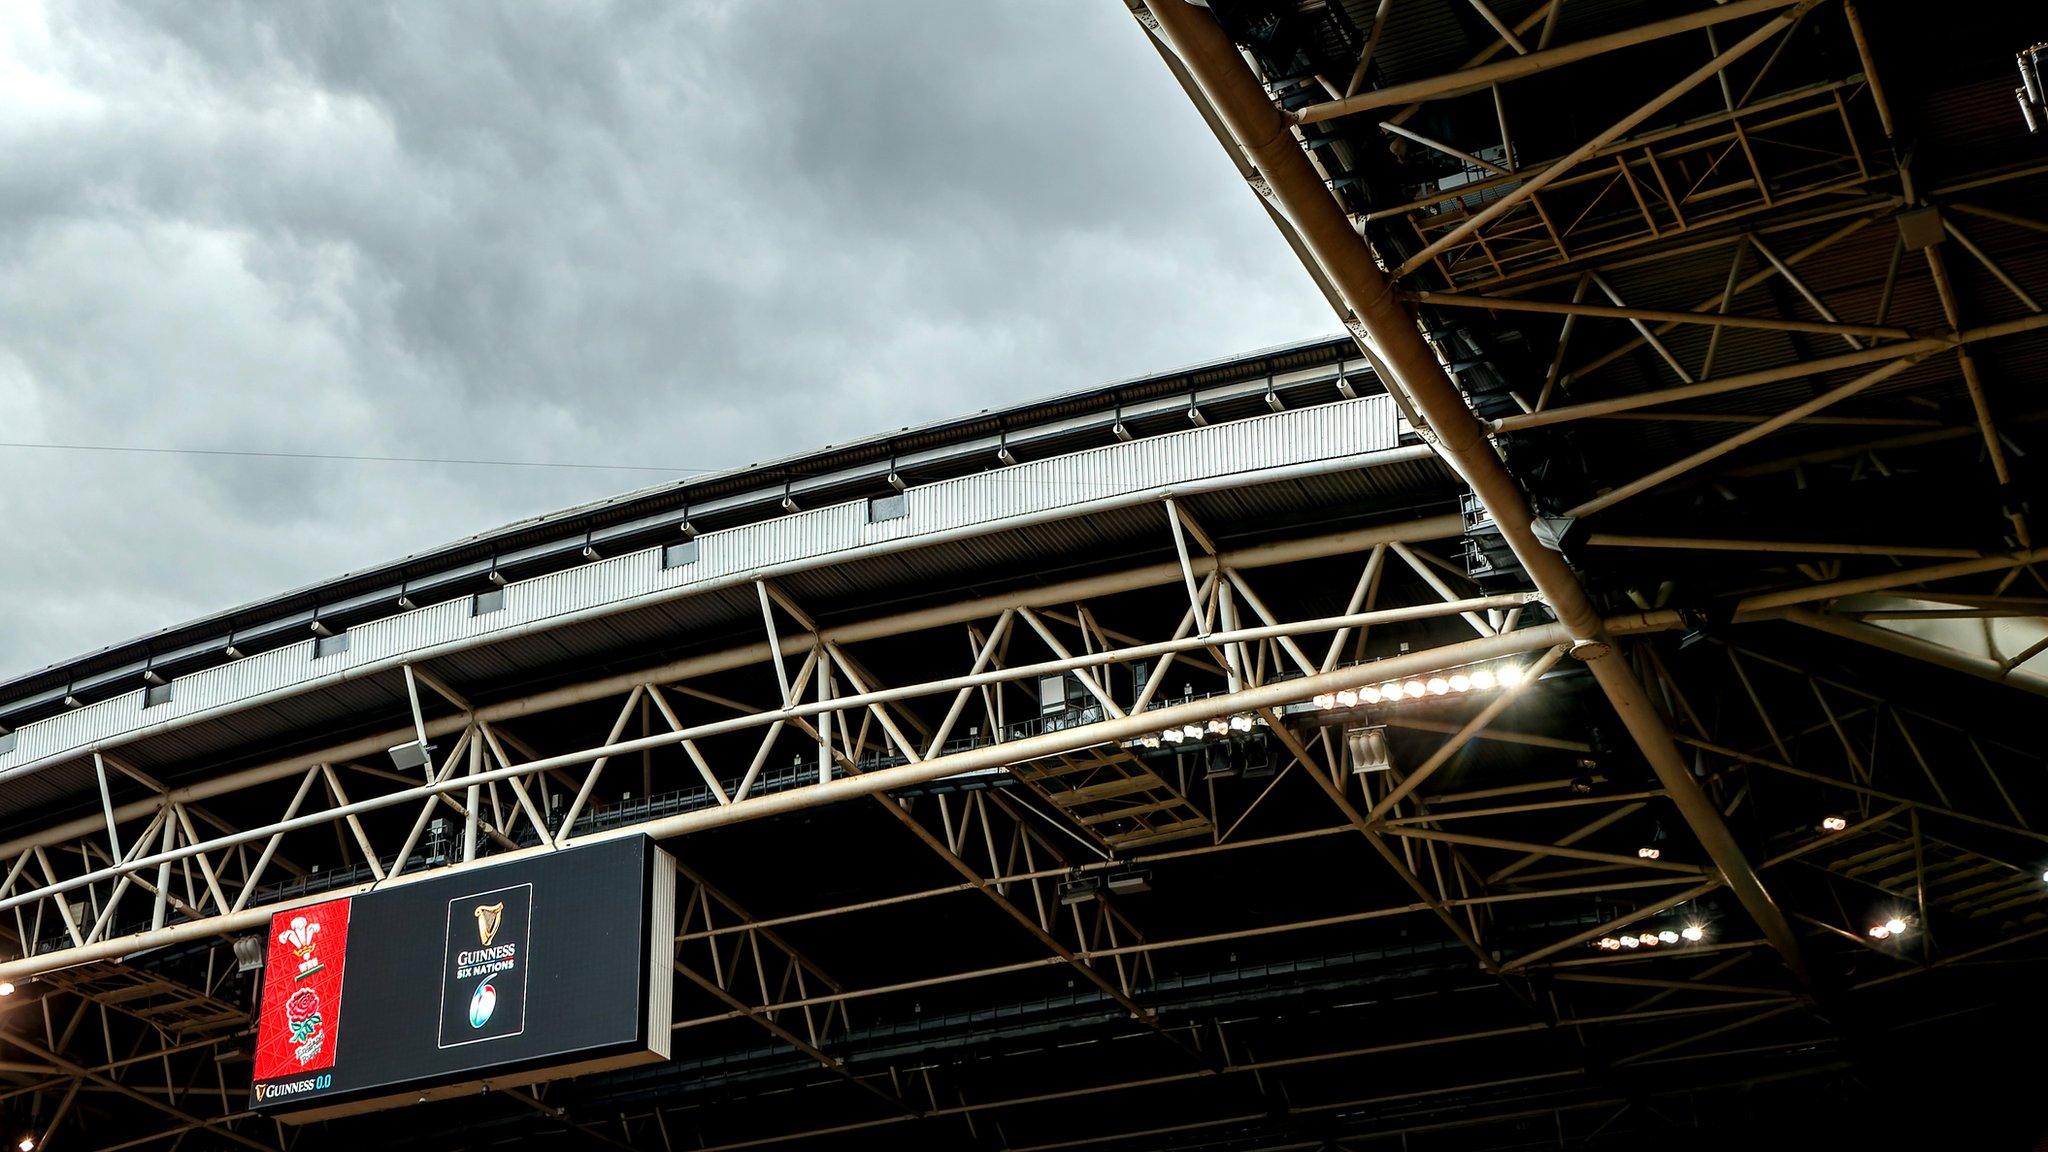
[473,902,505,947]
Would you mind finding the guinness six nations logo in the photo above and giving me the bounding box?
[439,883,532,1048]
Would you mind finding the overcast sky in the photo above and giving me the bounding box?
[0,0,1330,679]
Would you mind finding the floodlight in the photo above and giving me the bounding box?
[1106,868,1153,895]
[1057,876,1102,906]
[1347,725,1392,774]
[387,740,435,772]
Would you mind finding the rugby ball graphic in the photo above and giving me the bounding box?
[468,980,497,1029]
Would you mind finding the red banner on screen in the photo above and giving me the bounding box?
[253,898,352,1082]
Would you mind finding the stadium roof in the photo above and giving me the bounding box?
[0,334,1392,735]
[6,3,2048,1149]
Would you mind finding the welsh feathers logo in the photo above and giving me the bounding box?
[278,915,324,980]
[474,901,505,947]
[469,981,498,1029]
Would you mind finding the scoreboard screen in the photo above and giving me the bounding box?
[249,836,673,1120]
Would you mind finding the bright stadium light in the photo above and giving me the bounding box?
[1470,668,1496,690]
[1426,677,1450,696]
[1681,925,1705,942]
[1884,917,1908,937]
[1821,816,1848,832]
[1402,680,1426,698]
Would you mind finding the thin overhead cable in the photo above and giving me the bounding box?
[0,439,1222,494]
[0,440,714,475]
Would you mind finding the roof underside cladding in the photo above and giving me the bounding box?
[0,335,1368,713]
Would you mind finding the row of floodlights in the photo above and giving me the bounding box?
[1310,661,1528,712]
[1133,713,1267,750]
[1126,660,1532,752]
[1595,925,1707,951]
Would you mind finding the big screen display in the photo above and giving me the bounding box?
[250,836,673,1119]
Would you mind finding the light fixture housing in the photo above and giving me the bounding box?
[1821,815,1848,832]
[1106,868,1153,895]
[1203,741,1237,779]
[1346,725,1393,774]
[387,740,436,772]
[1056,876,1102,906]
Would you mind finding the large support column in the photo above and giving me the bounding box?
[1135,0,1807,984]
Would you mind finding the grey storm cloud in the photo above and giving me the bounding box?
[0,0,1331,678]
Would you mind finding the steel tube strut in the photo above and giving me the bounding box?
[1136,0,1807,984]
